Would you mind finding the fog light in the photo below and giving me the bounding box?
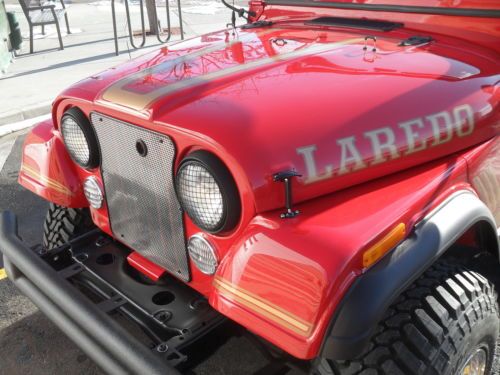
[187,234,218,275]
[83,176,103,209]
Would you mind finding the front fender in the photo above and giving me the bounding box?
[18,119,86,208]
[209,155,473,359]
[321,190,499,360]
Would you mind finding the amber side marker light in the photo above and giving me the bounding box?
[362,223,406,269]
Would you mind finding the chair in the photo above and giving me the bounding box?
[18,0,71,53]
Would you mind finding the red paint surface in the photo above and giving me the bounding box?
[254,0,500,52]
[127,252,166,281]
[464,138,500,224]
[18,119,87,208]
[55,23,498,215]
[212,154,472,358]
[18,2,499,360]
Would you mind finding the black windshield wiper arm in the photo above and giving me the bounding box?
[221,0,257,22]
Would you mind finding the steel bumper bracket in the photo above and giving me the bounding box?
[0,210,186,375]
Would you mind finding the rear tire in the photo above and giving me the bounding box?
[42,203,94,250]
[330,259,499,375]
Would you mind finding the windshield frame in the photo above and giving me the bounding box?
[263,1,500,18]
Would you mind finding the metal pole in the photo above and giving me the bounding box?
[111,0,119,55]
[112,0,184,55]
[177,0,184,40]
[125,0,147,49]
[155,0,171,43]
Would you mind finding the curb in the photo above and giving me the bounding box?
[0,102,52,127]
[0,113,51,138]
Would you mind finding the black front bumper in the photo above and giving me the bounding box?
[0,211,224,374]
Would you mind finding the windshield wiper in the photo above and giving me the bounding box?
[221,0,257,26]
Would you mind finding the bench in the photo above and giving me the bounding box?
[18,0,71,53]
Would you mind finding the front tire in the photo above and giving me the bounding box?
[42,203,94,250]
[331,259,499,375]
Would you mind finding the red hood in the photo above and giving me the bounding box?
[59,23,499,212]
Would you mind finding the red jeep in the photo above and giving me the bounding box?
[1,1,499,374]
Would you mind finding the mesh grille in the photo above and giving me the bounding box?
[177,163,224,231]
[90,113,190,281]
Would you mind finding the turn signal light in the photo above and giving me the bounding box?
[83,176,103,209]
[188,234,218,275]
[362,223,406,269]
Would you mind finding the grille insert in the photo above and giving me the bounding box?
[90,113,190,281]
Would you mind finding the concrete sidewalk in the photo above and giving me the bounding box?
[0,0,245,126]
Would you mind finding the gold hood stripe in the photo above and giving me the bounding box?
[101,31,271,112]
[102,36,363,112]
[20,164,73,196]
[213,276,314,336]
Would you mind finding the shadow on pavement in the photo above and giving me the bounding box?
[0,307,102,375]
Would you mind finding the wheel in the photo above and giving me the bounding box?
[330,259,499,375]
[42,203,94,250]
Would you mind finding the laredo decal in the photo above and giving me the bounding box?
[297,104,475,184]
[101,35,363,112]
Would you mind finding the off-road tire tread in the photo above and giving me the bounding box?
[42,203,92,249]
[333,259,499,375]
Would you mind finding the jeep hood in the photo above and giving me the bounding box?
[62,25,499,212]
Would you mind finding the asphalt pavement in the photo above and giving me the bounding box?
[0,127,305,375]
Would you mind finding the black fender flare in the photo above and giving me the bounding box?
[321,190,500,360]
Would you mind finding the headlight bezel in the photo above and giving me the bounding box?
[176,150,241,234]
[60,107,100,169]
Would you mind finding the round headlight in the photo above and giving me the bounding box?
[176,151,241,233]
[61,107,99,169]
[188,234,218,275]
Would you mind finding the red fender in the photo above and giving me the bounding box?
[209,153,472,359]
[18,119,87,208]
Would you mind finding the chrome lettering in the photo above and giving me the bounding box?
[399,118,427,155]
[454,104,475,137]
[364,127,400,165]
[427,111,453,146]
[296,145,333,184]
[296,104,477,185]
[337,136,366,175]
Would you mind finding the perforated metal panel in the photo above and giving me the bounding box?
[90,113,190,281]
